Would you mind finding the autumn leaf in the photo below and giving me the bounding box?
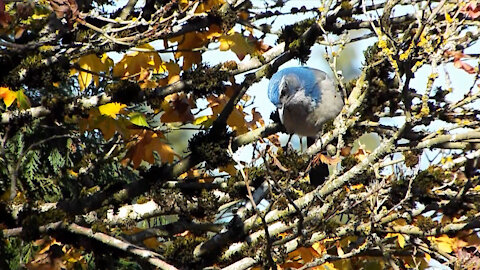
[0,0,12,28]
[193,115,214,127]
[280,246,325,269]
[208,87,249,134]
[312,153,340,166]
[205,24,223,40]
[170,31,208,70]
[386,233,406,248]
[158,61,181,86]
[336,242,345,256]
[0,87,16,107]
[27,237,66,270]
[246,108,264,130]
[79,109,130,140]
[72,53,113,90]
[311,242,324,256]
[49,0,79,24]
[267,134,281,147]
[179,169,215,183]
[454,58,476,74]
[219,163,237,176]
[63,247,87,268]
[113,44,165,85]
[424,253,431,262]
[445,50,477,74]
[350,183,364,190]
[461,1,480,19]
[179,169,203,180]
[194,0,225,13]
[178,0,225,13]
[99,102,127,118]
[354,147,370,161]
[15,89,31,109]
[218,31,271,60]
[219,31,255,60]
[428,235,457,253]
[129,112,149,127]
[122,129,178,168]
[160,93,195,123]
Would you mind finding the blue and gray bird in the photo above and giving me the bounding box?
[268,67,344,137]
[268,67,344,185]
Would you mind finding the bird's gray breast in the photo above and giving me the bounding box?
[279,75,343,137]
[279,90,321,137]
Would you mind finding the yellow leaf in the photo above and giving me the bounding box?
[424,253,431,262]
[0,87,17,107]
[318,262,337,270]
[157,61,181,86]
[194,0,225,13]
[74,54,113,90]
[350,184,364,190]
[332,259,353,269]
[445,10,453,23]
[417,33,428,47]
[113,44,164,82]
[219,32,255,60]
[99,102,127,118]
[397,234,405,248]
[129,112,149,127]
[32,13,48,20]
[193,115,210,125]
[311,242,326,255]
[428,235,455,253]
[205,24,223,39]
[79,108,130,140]
[219,164,236,176]
[207,88,249,134]
[170,32,207,70]
[67,170,78,177]
[179,169,203,180]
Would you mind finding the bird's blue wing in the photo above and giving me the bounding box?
[267,71,282,106]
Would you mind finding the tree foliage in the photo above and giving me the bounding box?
[1,0,480,269]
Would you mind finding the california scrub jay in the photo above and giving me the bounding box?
[268,67,344,184]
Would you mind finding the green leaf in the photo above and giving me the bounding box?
[24,150,40,186]
[129,112,149,127]
[48,148,65,174]
[193,115,213,128]
[15,90,31,110]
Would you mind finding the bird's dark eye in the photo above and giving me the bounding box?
[280,87,287,98]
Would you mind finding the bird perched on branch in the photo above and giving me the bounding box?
[268,66,344,137]
[268,66,344,185]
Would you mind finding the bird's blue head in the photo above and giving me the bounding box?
[267,67,322,107]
